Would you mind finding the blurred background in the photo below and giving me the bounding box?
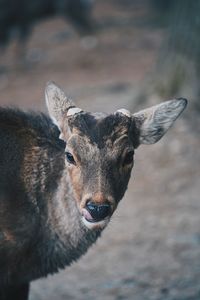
[0,0,200,299]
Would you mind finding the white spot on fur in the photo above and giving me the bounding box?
[59,132,65,140]
[67,107,83,117]
[116,109,131,118]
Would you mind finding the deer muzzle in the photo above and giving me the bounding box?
[81,193,115,229]
[84,201,112,222]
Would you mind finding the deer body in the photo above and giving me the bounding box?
[0,83,187,300]
[0,110,99,289]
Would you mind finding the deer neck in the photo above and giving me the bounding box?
[46,168,101,269]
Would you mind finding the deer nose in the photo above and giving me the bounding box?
[85,201,112,222]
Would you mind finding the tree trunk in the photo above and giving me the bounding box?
[138,0,200,117]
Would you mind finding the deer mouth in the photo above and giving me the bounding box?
[82,208,97,223]
[81,213,110,230]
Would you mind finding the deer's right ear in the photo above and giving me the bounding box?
[45,81,75,130]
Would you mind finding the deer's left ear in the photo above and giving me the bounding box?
[132,98,187,145]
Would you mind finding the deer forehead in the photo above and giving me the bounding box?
[66,112,132,149]
[67,134,130,160]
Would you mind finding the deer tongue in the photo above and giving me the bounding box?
[82,208,94,222]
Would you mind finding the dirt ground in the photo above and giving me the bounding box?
[0,1,200,299]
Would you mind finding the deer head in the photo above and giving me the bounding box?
[45,82,187,230]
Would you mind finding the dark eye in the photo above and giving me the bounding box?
[123,150,134,165]
[65,152,76,165]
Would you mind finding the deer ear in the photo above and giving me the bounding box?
[45,81,76,129]
[132,98,187,145]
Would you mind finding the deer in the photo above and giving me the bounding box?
[0,0,94,46]
[0,82,187,300]
[0,0,94,70]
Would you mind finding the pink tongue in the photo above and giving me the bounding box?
[82,208,94,221]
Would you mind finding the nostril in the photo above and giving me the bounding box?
[97,204,111,219]
[86,201,111,222]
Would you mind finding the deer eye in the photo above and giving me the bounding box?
[123,150,134,165]
[65,152,76,165]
